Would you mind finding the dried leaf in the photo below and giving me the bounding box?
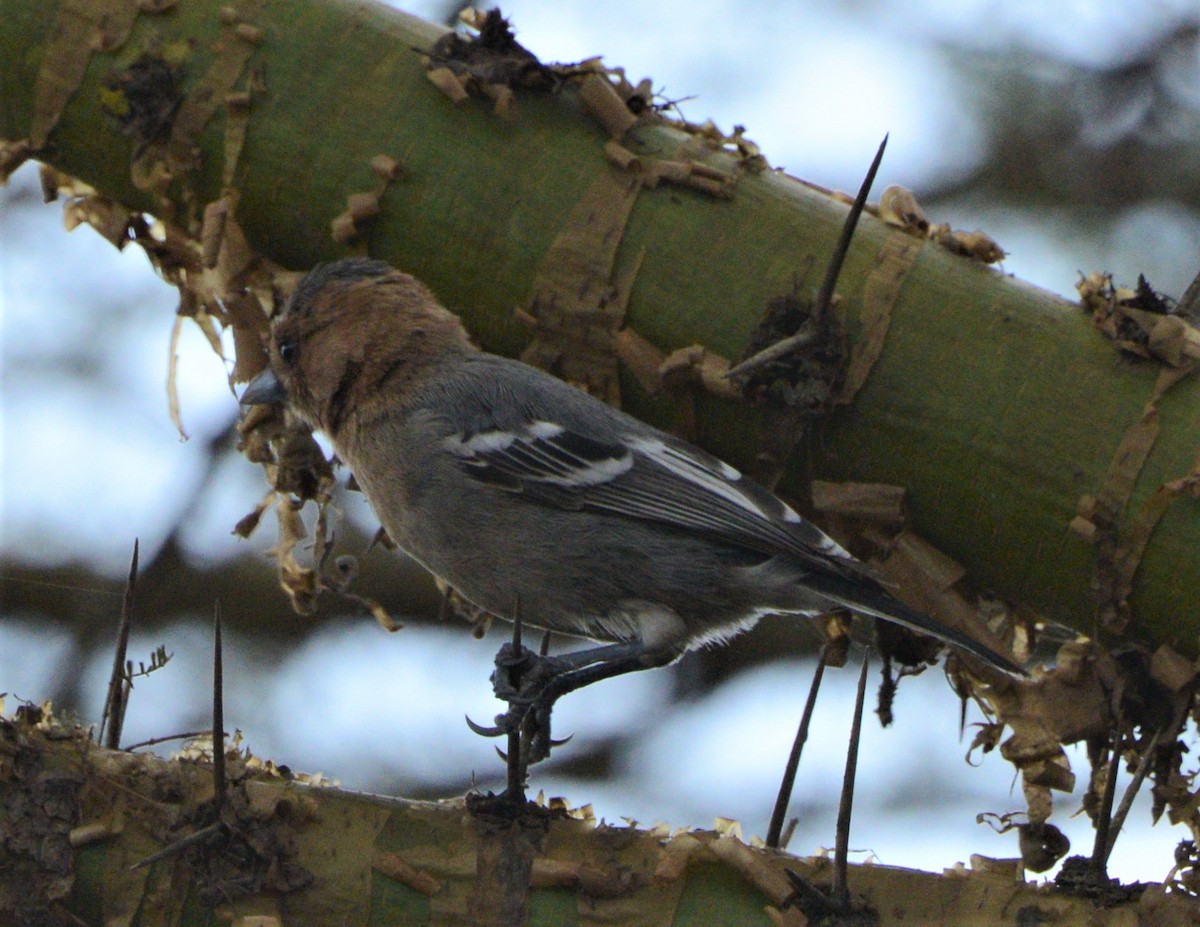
[878,184,929,235]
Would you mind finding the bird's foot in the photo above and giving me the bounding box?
[466,640,573,764]
[465,623,577,803]
[467,632,666,777]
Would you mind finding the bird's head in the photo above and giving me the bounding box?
[241,258,473,435]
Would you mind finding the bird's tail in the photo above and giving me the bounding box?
[804,572,1027,676]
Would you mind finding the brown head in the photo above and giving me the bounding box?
[242,259,473,435]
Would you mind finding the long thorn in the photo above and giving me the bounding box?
[1102,680,1186,871]
[1091,698,1125,883]
[129,822,223,871]
[124,730,214,752]
[767,649,828,849]
[779,817,799,851]
[783,868,840,916]
[1110,693,1195,862]
[813,133,888,316]
[119,668,133,744]
[726,134,888,380]
[506,721,523,799]
[833,651,870,908]
[212,601,226,808]
[724,329,821,380]
[101,539,139,750]
[506,595,526,801]
[1105,724,1163,864]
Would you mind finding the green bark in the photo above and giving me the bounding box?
[3,723,1191,926]
[2,0,1197,650]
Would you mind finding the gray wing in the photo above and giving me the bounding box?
[443,415,863,576]
[425,358,1026,676]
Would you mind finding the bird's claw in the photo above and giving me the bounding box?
[519,696,562,766]
[465,713,508,738]
[468,638,574,768]
[496,730,572,765]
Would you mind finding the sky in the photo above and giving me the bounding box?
[3,0,1199,885]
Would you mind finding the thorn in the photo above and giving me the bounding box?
[212,601,226,808]
[506,719,523,800]
[123,730,214,752]
[1179,265,1200,318]
[364,525,388,556]
[779,817,798,852]
[722,324,820,382]
[101,539,139,750]
[317,529,336,571]
[1105,725,1162,864]
[548,733,574,749]
[465,714,507,737]
[781,867,841,916]
[540,631,552,657]
[1105,692,1188,863]
[437,585,452,623]
[813,133,887,318]
[833,650,870,909]
[497,594,528,802]
[495,745,508,762]
[767,648,828,849]
[725,134,888,381]
[129,822,223,871]
[1091,693,1125,884]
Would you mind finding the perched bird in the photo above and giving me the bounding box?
[242,258,1023,752]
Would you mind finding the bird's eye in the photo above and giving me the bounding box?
[278,341,298,366]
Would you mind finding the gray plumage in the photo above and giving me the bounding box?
[344,350,1017,672]
[244,258,1024,677]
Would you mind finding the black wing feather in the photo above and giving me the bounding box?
[446,421,861,576]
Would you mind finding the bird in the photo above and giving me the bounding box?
[241,258,1024,758]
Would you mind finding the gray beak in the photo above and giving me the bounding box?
[240,367,286,406]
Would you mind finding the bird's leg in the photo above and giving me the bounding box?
[515,641,676,763]
[471,636,675,765]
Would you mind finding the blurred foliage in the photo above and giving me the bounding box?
[931,28,1200,210]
